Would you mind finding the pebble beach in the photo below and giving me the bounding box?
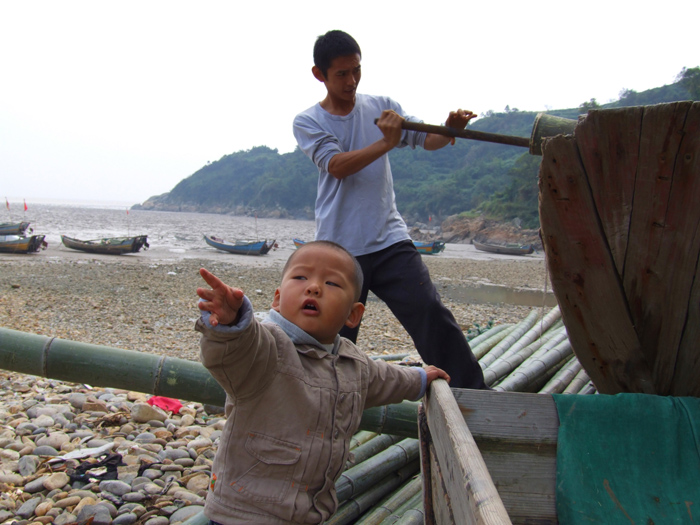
[0,232,551,525]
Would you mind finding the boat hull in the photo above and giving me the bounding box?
[61,235,149,255]
[473,239,534,256]
[0,222,31,236]
[204,235,275,256]
[0,235,47,254]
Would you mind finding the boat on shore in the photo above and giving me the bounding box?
[0,221,32,236]
[61,235,149,255]
[413,240,446,255]
[473,239,534,256]
[0,234,47,254]
[204,235,276,256]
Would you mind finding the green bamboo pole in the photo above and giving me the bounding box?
[491,306,562,365]
[0,327,419,438]
[494,339,573,392]
[354,476,422,525]
[578,381,598,395]
[379,491,424,524]
[394,506,425,525]
[478,310,540,368]
[349,431,378,451]
[466,323,512,347]
[482,326,569,387]
[347,434,403,468]
[335,438,419,504]
[326,462,419,525]
[562,366,592,394]
[539,354,582,394]
[471,324,517,360]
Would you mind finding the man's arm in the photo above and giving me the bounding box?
[423,109,477,151]
[327,109,404,179]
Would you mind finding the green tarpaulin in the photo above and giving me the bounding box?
[554,394,700,524]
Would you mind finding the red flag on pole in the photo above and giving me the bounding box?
[5,198,9,211]
[24,199,28,212]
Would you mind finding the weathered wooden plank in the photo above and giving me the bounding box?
[538,134,655,394]
[622,101,700,394]
[451,389,558,523]
[575,107,643,273]
[424,380,512,524]
[622,102,692,383]
[429,441,456,525]
[450,389,558,445]
[672,245,700,396]
[418,404,437,525]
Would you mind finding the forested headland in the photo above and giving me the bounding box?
[134,68,699,230]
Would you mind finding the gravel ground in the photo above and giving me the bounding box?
[0,254,552,359]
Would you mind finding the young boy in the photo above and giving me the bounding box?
[195,240,449,524]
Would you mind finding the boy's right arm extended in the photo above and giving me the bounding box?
[196,296,277,400]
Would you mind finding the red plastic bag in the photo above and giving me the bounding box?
[147,396,182,414]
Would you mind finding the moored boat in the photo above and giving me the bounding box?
[0,234,47,254]
[204,235,275,256]
[61,235,149,255]
[0,221,32,236]
[412,240,446,255]
[473,239,534,256]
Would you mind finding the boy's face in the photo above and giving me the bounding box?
[272,245,364,344]
[313,53,361,106]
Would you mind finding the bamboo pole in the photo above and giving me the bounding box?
[466,323,512,347]
[347,434,403,468]
[494,339,573,392]
[493,307,562,365]
[538,354,581,394]
[379,491,424,524]
[349,431,378,451]
[471,324,518,360]
[326,462,419,525]
[0,327,420,438]
[482,326,569,387]
[562,367,591,394]
[479,310,540,368]
[335,439,419,504]
[354,476,422,525]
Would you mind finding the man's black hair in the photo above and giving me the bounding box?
[313,30,362,79]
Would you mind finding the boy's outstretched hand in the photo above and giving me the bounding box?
[197,268,245,327]
[424,365,450,385]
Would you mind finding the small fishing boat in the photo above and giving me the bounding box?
[204,235,275,256]
[294,238,445,255]
[0,234,47,254]
[473,239,534,256]
[413,240,446,255]
[61,235,149,255]
[0,221,32,236]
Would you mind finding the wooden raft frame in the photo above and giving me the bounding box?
[420,381,559,524]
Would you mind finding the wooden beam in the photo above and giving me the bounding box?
[424,381,512,524]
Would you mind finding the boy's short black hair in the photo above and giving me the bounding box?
[313,30,362,79]
[283,240,364,302]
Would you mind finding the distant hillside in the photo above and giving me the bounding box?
[134,68,699,229]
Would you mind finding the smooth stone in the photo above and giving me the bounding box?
[36,433,70,449]
[169,506,204,524]
[160,465,183,472]
[143,483,164,495]
[118,504,146,517]
[53,513,77,525]
[144,517,169,525]
[99,480,132,497]
[0,510,14,523]
[99,501,119,518]
[0,472,24,485]
[173,458,194,467]
[76,504,113,525]
[43,472,70,491]
[186,438,212,450]
[85,439,110,448]
[33,445,59,457]
[142,469,162,480]
[113,513,138,525]
[34,501,54,517]
[82,401,109,413]
[24,475,50,493]
[16,497,43,519]
[131,404,167,424]
[33,415,56,428]
[68,393,88,409]
[158,449,189,462]
[134,432,156,444]
[179,415,195,427]
[171,490,204,505]
[74,497,97,514]
[0,449,20,461]
[122,493,147,503]
[185,474,210,493]
[54,496,81,509]
[146,420,165,428]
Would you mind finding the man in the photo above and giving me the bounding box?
[293,30,486,389]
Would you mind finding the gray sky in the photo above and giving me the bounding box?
[2,0,698,206]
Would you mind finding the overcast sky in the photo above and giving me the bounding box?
[1,0,698,206]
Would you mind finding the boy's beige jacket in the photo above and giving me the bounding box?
[196,316,422,524]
